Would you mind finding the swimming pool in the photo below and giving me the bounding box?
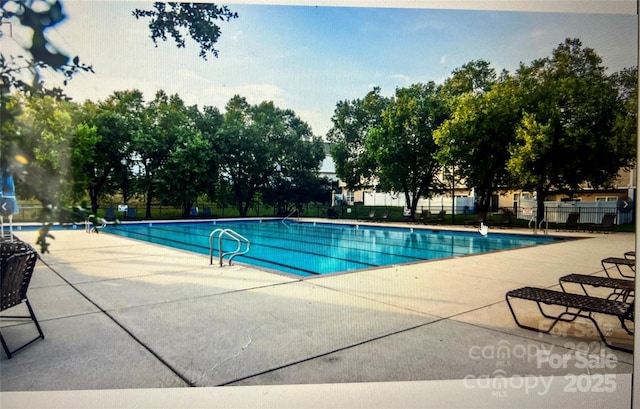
[104,220,562,277]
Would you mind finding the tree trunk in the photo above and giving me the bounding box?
[182,201,193,217]
[476,188,491,214]
[241,201,250,217]
[536,185,546,224]
[145,192,153,219]
[89,185,99,215]
[407,190,421,219]
[233,178,245,216]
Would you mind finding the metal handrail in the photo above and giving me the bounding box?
[539,218,548,235]
[281,208,299,226]
[85,215,106,233]
[209,228,250,266]
[528,215,548,235]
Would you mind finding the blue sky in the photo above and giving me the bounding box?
[3,1,637,136]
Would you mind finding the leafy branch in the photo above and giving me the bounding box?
[133,2,238,60]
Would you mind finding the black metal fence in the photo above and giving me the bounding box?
[7,202,634,227]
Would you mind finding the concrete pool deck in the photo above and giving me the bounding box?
[0,220,636,407]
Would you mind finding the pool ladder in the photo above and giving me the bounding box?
[281,208,299,227]
[209,228,250,266]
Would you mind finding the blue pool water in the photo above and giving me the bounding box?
[103,220,562,277]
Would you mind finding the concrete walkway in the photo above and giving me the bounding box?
[0,222,635,407]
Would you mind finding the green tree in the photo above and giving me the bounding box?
[153,103,222,217]
[13,93,80,205]
[215,96,253,216]
[610,66,638,167]
[263,120,326,216]
[70,122,99,203]
[435,73,522,213]
[263,173,332,216]
[1,1,92,222]
[76,90,145,214]
[507,38,632,222]
[133,91,190,218]
[366,83,448,218]
[0,91,23,167]
[191,104,224,202]
[327,87,389,190]
[217,96,324,216]
[155,130,212,216]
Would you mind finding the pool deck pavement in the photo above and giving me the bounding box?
[0,220,636,407]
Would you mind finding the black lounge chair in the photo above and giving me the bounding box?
[585,213,617,233]
[557,212,580,231]
[624,251,635,259]
[1,240,45,359]
[601,257,635,278]
[417,210,431,224]
[559,273,634,302]
[506,286,633,353]
[423,209,446,224]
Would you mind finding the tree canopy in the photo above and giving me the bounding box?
[366,82,448,217]
[327,87,389,190]
[1,1,241,251]
[217,96,325,217]
[77,90,145,214]
[507,38,632,221]
[329,39,636,222]
[435,72,523,213]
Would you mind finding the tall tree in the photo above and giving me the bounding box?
[191,104,224,202]
[76,90,145,214]
[153,103,222,217]
[216,96,323,216]
[507,38,632,222]
[155,129,212,216]
[133,91,192,218]
[327,87,389,190]
[435,73,522,213]
[366,82,448,217]
[263,110,326,215]
[215,96,255,216]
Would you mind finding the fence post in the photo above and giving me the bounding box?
[543,207,548,235]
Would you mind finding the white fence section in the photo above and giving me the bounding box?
[363,192,406,207]
[363,192,475,215]
[517,198,633,224]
